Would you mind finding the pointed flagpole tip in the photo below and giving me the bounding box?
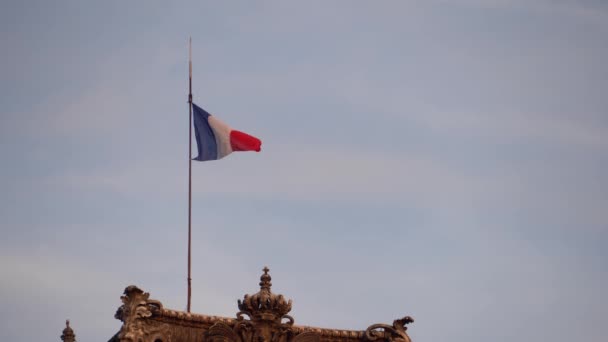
[189,37,192,79]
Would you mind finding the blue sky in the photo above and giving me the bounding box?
[1,1,607,341]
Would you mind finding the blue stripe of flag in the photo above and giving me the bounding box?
[192,103,218,161]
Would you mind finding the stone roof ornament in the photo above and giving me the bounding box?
[365,316,414,342]
[212,267,314,342]
[237,267,293,323]
[114,285,163,342]
[109,267,414,342]
[61,320,76,342]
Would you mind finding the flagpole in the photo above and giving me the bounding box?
[187,37,193,313]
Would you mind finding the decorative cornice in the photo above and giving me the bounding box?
[112,268,414,342]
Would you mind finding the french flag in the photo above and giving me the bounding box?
[192,103,262,161]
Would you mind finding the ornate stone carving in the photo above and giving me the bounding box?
[61,320,76,342]
[114,285,164,342]
[365,316,414,342]
[208,322,240,342]
[109,267,413,342]
[206,267,318,342]
[237,267,293,322]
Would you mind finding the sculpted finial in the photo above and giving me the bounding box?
[237,266,293,322]
[61,319,76,342]
[260,266,272,290]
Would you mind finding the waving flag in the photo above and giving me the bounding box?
[192,103,262,161]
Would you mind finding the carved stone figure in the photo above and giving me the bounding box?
[365,316,414,342]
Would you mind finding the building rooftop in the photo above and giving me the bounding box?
[107,267,414,342]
